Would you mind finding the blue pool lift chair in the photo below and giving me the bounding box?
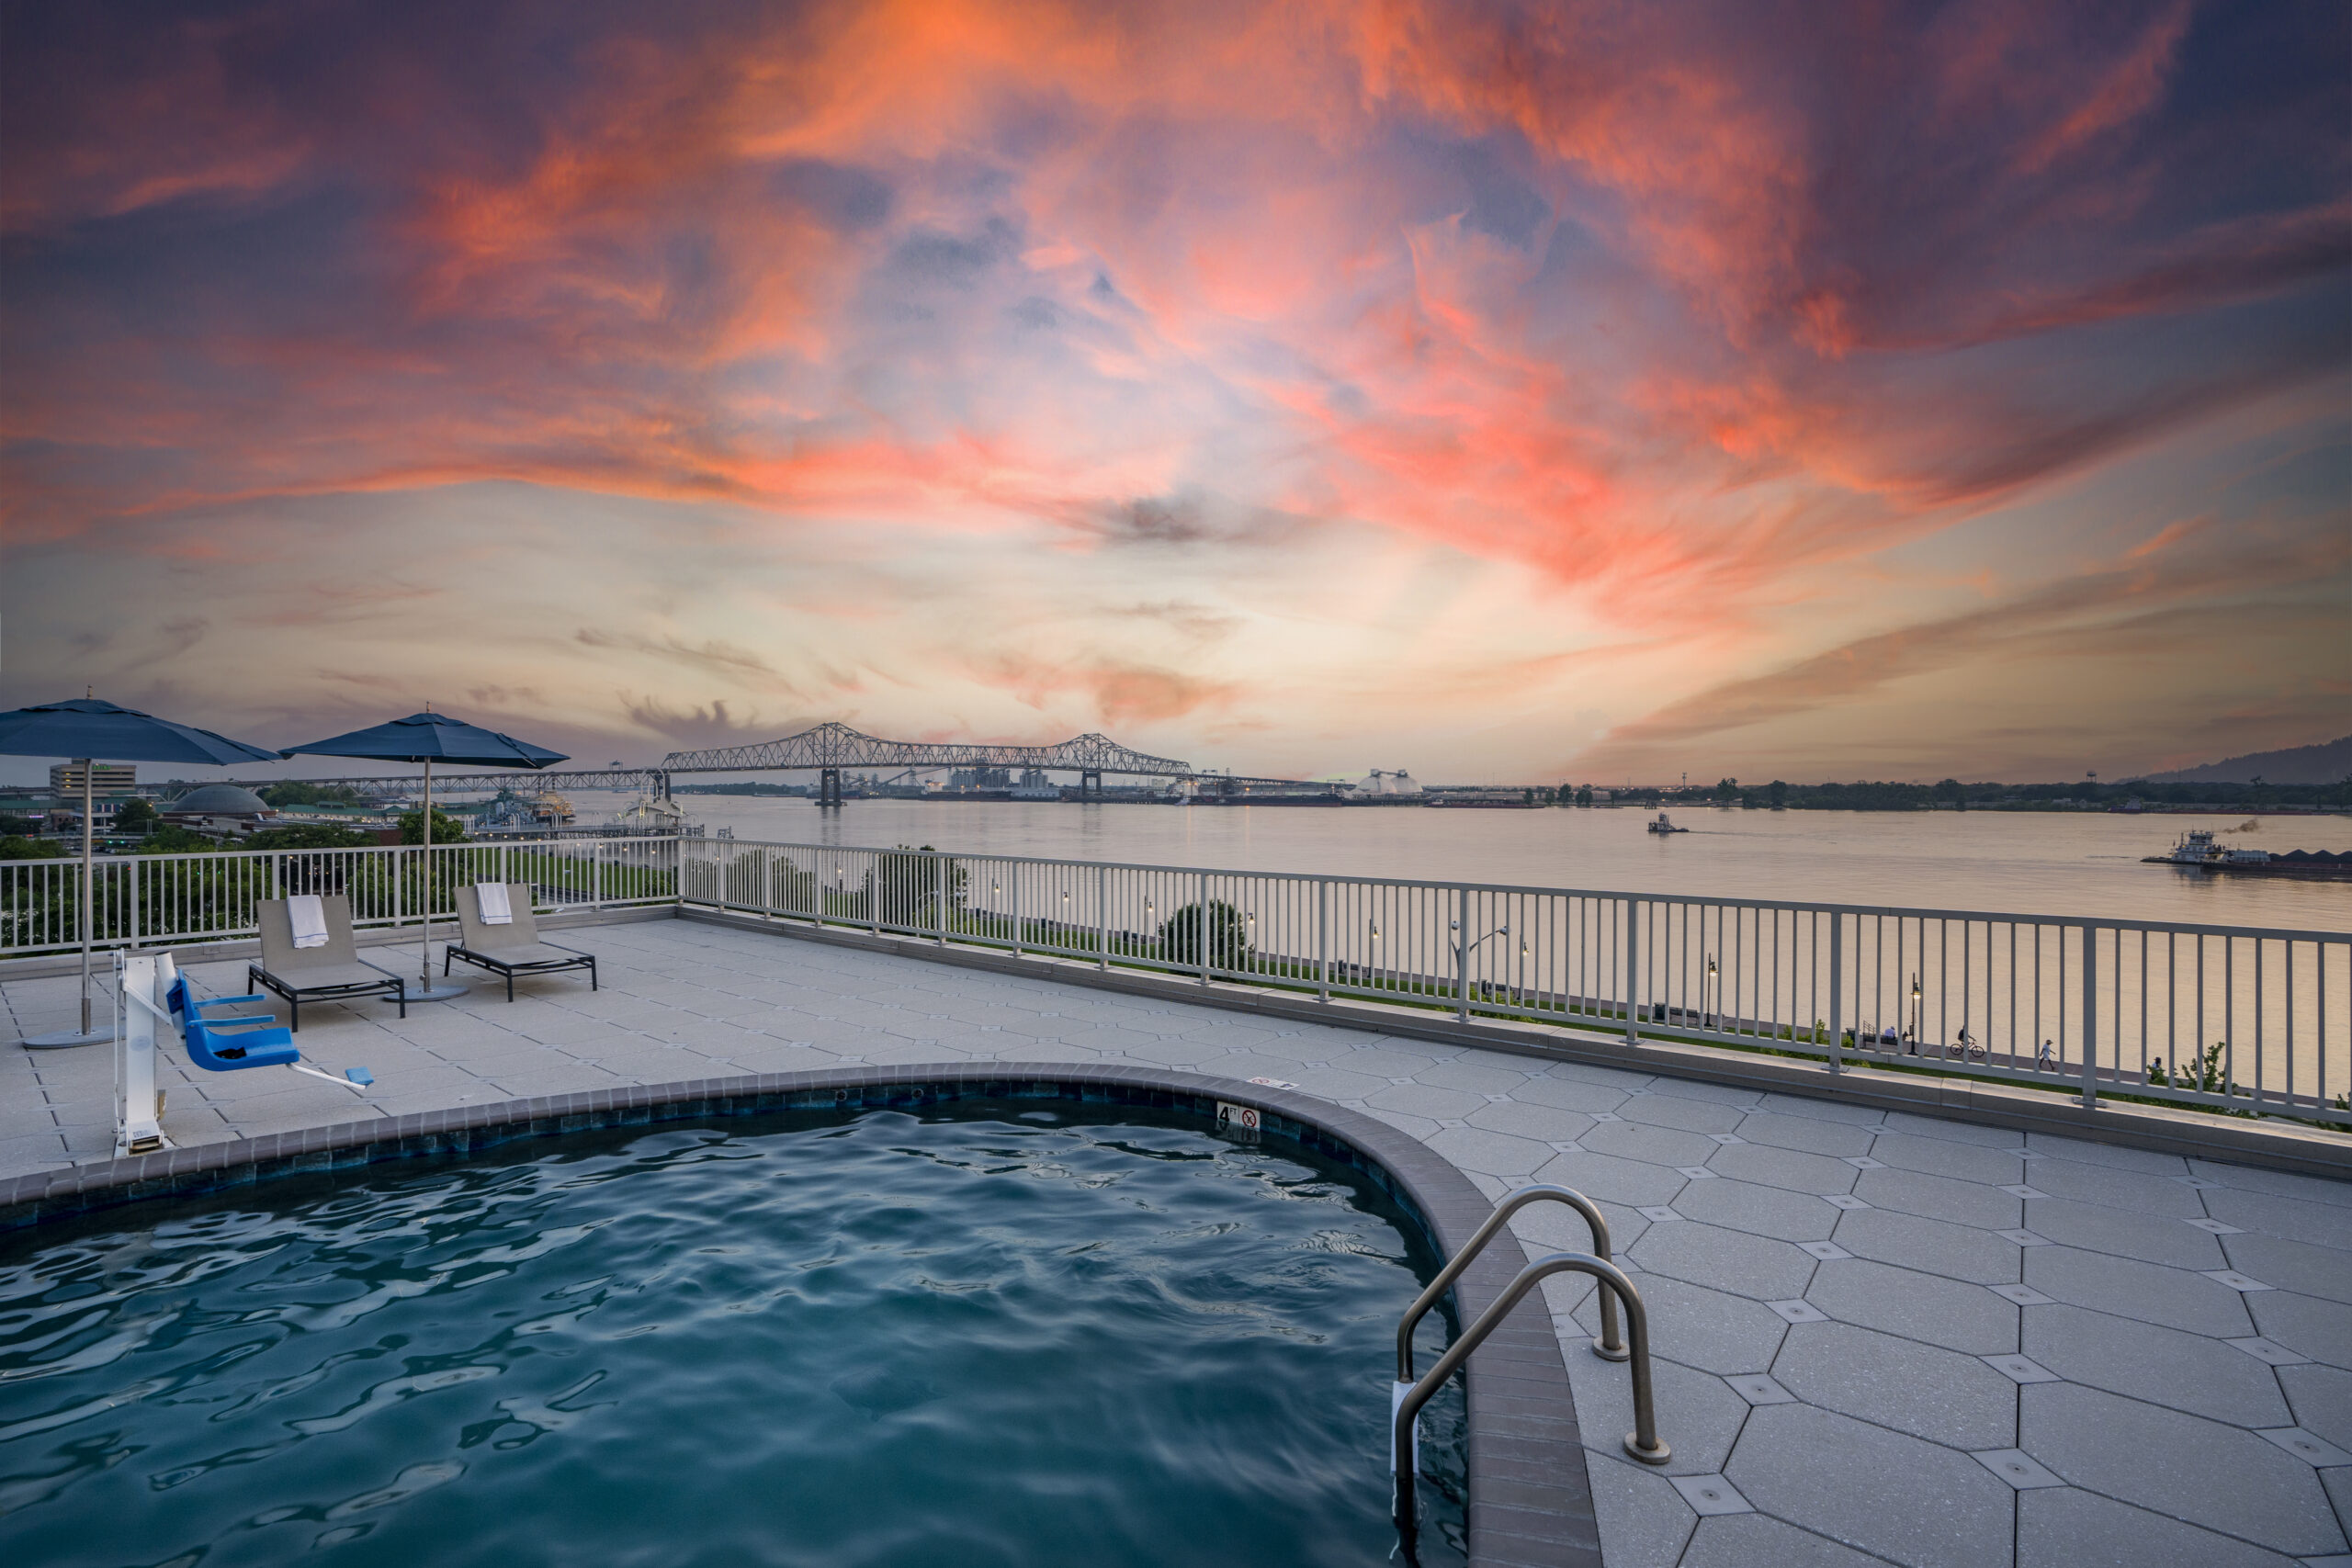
[164,974,374,1086]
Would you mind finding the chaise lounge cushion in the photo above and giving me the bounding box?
[253,897,407,1026]
[449,884,596,999]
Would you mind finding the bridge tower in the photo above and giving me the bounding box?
[819,767,842,807]
[1080,769,1102,800]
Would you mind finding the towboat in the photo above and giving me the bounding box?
[1647,812,1688,835]
[2155,829,2267,867]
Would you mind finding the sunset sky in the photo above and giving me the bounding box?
[3,0,2346,784]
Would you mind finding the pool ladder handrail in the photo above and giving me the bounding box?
[1392,1187,1669,1549]
[1396,1183,1626,1380]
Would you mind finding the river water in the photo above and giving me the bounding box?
[553,794,2350,931]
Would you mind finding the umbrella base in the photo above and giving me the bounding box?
[24,1025,115,1050]
[405,982,470,1003]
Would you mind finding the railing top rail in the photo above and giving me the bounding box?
[13,833,2345,944]
[674,835,2352,945]
[32,836,688,869]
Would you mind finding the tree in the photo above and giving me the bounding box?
[113,798,160,834]
[1576,784,1593,807]
[0,835,68,861]
[1715,777,1739,802]
[141,826,219,853]
[1159,899,1252,970]
[398,808,469,845]
[243,823,377,852]
[1768,780,1788,808]
[259,781,366,807]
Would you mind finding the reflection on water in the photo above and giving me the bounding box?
[565,793,2350,929]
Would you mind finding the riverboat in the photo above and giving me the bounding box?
[1647,813,1688,835]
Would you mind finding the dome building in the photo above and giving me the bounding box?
[1351,769,1422,796]
[161,784,278,836]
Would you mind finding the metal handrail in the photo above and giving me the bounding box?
[11,832,2346,1125]
[1392,1250,1667,1549]
[1397,1184,1625,1377]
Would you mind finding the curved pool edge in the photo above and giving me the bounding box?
[0,1064,1599,1568]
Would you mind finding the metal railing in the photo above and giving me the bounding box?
[662,839,2351,1126]
[0,838,680,957]
[9,835,2347,1127]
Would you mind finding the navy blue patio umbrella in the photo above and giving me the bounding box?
[279,710,566,1000]
[0,697,281,1047]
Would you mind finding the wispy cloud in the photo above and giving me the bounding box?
[2,0,2344,779]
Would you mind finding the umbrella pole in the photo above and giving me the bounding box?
[406,754,465,1002]
[422,757,432,988]
[83,766,93,1034]
[26,758,114,1047]
[80,762,93,1032]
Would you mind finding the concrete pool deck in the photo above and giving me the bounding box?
[6,915,2351,1568]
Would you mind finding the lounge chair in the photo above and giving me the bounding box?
[250,896,409,1031]
[446,882,597,1001]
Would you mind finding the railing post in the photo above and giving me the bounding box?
[1828,910,1845,1073]
[934,852,946,945]
[592,839,605,912]
[1096,864,1109,970]
[1198,871,1210,985]
[1455,886,1470,1022]
[1011,866,1022,958]
[2082,922,2098,1111]
[1317,878,1329,1003]
[1623,897,1640,1046]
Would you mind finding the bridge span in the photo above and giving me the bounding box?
[228,723,1315,806]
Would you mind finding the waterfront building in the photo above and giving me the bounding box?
[1351,767,1422,796]
[49,761,136,795]
[159,783,278,837]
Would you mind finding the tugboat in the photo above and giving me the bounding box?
[1647,812,1688,835]
[2153,829,2267,867]
[2137,829,2352,876]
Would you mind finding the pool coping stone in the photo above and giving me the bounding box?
[0,1061,1599,1568]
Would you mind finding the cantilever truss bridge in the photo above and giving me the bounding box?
[663,722,1190,779]
[234,722,1308,804]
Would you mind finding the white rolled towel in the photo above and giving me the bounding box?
[288,894,330,949]
[476,882,514,924]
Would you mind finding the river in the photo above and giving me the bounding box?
[545,793,2350,931]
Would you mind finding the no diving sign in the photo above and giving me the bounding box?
[1216,1101,1262,1137]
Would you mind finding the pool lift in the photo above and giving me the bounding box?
[1390,1183,1668,1554]
[113,950,375,1156]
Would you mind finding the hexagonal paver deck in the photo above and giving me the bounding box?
[6,916,2349,1568]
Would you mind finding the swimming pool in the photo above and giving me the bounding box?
[0,1104,1466,1566]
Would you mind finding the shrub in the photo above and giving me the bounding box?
[1158,899,1251,969]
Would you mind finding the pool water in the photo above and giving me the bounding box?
[0,1106,1467,1566]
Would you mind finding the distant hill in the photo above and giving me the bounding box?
[2143,736,2352,785]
